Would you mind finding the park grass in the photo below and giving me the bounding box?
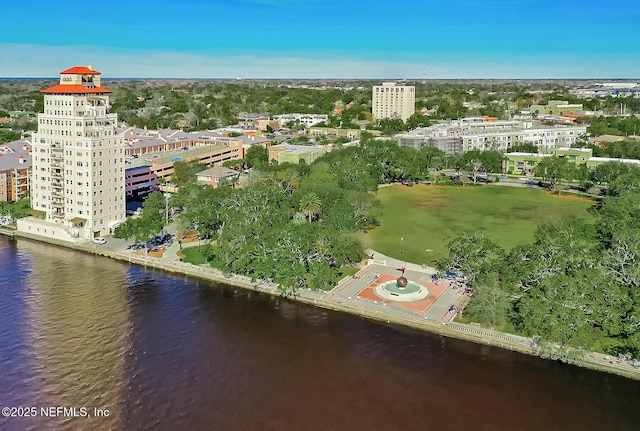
[368,184,595,266]
[179,246,208,265]
[336,266,359,280]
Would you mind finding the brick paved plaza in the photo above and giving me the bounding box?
[323,263,469,325]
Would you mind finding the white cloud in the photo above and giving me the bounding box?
[0,44,638,79]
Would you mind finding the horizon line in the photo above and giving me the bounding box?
[1,77,640,81]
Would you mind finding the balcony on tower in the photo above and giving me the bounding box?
[51,197,65,208]
[51,145,64,160]
[81,74,96,89]
[86,97,108,117]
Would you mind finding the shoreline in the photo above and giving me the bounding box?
[2,225,639,381]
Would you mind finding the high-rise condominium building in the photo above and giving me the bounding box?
[372,82,416,121]
[30,66,125,239]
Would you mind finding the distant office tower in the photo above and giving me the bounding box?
[30,66,125,239]
[372,82,416,121]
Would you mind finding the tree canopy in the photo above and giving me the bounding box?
[439,184,640,359]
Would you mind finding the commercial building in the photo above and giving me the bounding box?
[530,100,584,116]
[268,144,326,164]
[372,82,416,121]
[395,118,587,154]
[502,147,640,175]
[570,82,640,98]
[20,66,126,240]
[307,127,380,141]
[0,139,32,202]
[503,148,591,175]
[502,153,552,175]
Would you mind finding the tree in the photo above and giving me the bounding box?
[533,156,575,190]
[299,192,321,222]
[245,145,268,169]
[190,101,208,127]
[375,117,408,135]
[463,277,511,327]
[507,142,538,153]
[591,161,633,185]
[171,159,206,186]
[460,150,503,174]
[406,113,431,129]
[607,167,640,196]
[0,129,21,143]
[437,230,507,284]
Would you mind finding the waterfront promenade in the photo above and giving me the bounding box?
[1,224,639,381]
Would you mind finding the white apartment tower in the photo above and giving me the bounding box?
[30,66,125,239]
[372,81,416,121]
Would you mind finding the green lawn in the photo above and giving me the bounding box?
[180,246,209,265]
[368,185,595,265]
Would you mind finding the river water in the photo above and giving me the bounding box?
[0,237,638,431]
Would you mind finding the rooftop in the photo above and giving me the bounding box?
[60,66,102,75]
[41,84,112,94]
[0,139,32,171]
[270,143,325,154]
[197,166,239,178]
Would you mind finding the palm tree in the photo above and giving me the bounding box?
[299,192,321,223]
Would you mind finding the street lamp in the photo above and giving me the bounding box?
[400,237,404,254]
[164,193,171,225]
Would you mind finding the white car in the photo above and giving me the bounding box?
[93,237,107,245]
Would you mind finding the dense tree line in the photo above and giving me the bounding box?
[531,156,640,190]
[438,171,640,358]
[580,115,640,137]
[171,134,456,293]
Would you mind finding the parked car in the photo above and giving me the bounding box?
[93,237,107,245]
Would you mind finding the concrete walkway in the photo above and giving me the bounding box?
[3,226,639,381]
[366,248,437,275]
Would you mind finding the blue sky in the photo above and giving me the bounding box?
[1,0,639,78]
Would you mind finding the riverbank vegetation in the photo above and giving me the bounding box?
[0,199,32,220]
[438,168,640,358]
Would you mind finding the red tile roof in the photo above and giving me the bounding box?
[41,84,112,94]
[60,66,102,75]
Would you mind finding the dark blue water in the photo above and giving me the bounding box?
[0,236,639,431]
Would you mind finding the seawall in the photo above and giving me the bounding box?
[1,226,639,381]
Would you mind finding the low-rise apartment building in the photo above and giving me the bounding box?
[0,139,32,202]
[273,114,329,128]
[395,119,587,154]
[196,166,240,188]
